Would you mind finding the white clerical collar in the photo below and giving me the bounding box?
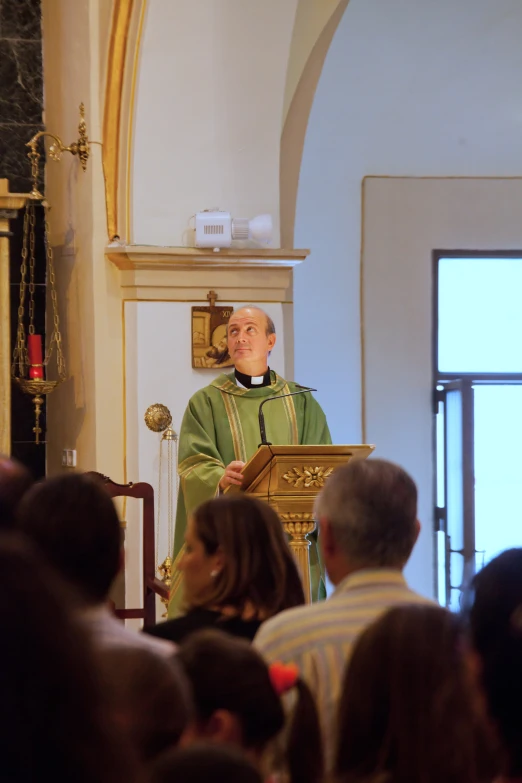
[236,375,263,389]
[234,368,271,389]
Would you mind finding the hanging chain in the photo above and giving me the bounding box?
[12,145,67,383]
[173,436,179,554]
[155,436,163,572]
[28,148,40,193]
[43,202,66,380]
[167,437,173,556]
[155,428,179,572]
[28,202,36,335]
[12,206,30,377]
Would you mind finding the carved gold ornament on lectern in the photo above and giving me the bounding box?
[282,465,334,489]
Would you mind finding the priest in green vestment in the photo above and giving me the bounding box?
[168,306,331,616]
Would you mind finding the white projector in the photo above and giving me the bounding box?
[194,210,272,249]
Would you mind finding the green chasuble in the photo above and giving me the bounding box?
[168,371,331,616]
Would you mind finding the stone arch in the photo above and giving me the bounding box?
[280,0,349,248]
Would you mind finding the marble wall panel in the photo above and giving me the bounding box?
[1,0,45,477]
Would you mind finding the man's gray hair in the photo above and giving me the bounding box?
[264,312,276,336]
[314,458,418,568]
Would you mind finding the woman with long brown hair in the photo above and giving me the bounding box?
[146,495,305,643]
[468,548,522,782]
[334,604,499,783]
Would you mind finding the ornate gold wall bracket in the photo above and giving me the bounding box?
[26,103,91,198]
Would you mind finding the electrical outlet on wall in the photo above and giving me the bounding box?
[62,449,77,468]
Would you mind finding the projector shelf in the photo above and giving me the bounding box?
[106,245,309,271]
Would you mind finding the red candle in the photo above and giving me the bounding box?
[28,334,44,379]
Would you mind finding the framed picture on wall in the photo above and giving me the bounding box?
[192,304,234,369]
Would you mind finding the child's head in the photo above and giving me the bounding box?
[151,743,263,783]
[98,646,194,763]
[178,629,322,783]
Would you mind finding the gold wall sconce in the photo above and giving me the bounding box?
[26,103,91,199]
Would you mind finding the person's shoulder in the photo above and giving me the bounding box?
[218,615,262,642]
[188,381,219,399]
[254,602,326,651]
[404,586,437,605]
[131,629,176,657]
[209,372,235,389]
[144,616,184,642]
[283,378,322,404]
[145,608,221,644]
[87,609,176,657]
[282,378,310,392]
[187,374,234,403]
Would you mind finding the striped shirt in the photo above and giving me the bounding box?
[254,569,432,765]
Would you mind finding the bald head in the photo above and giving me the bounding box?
[226,307,276,376]
[0,455,33,530]
[229,306,275,337]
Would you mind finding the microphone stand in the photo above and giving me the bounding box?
[258,387,316,447]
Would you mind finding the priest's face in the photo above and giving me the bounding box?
[180,517,223,603]
[226,307,276,375]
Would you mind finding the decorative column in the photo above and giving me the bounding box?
[280,513,316,602]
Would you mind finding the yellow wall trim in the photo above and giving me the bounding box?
[103,0,134,240]
[125,0,147,243]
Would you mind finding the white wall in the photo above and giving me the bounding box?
[124,301,286,607]
[132,0,298,246]
[294,0,522,597]
[363,177,522,597]
[294,0,522,445]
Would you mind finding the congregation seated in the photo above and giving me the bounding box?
[0,534,137,782]
[177,629,323,783]
[333,604,500,783]
[145,495,305,644]
[16,472,174,657]
[6,458,522,783]
[469,548,522,782]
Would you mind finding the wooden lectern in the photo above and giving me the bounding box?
[226,444,374,601]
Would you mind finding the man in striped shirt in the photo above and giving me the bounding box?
[254,458,432,765]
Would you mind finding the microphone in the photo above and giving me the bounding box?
[258,387,317,447]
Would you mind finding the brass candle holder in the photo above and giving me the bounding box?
[144,403,178,615]
[11,197,67,444]
[11,105,91,443]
